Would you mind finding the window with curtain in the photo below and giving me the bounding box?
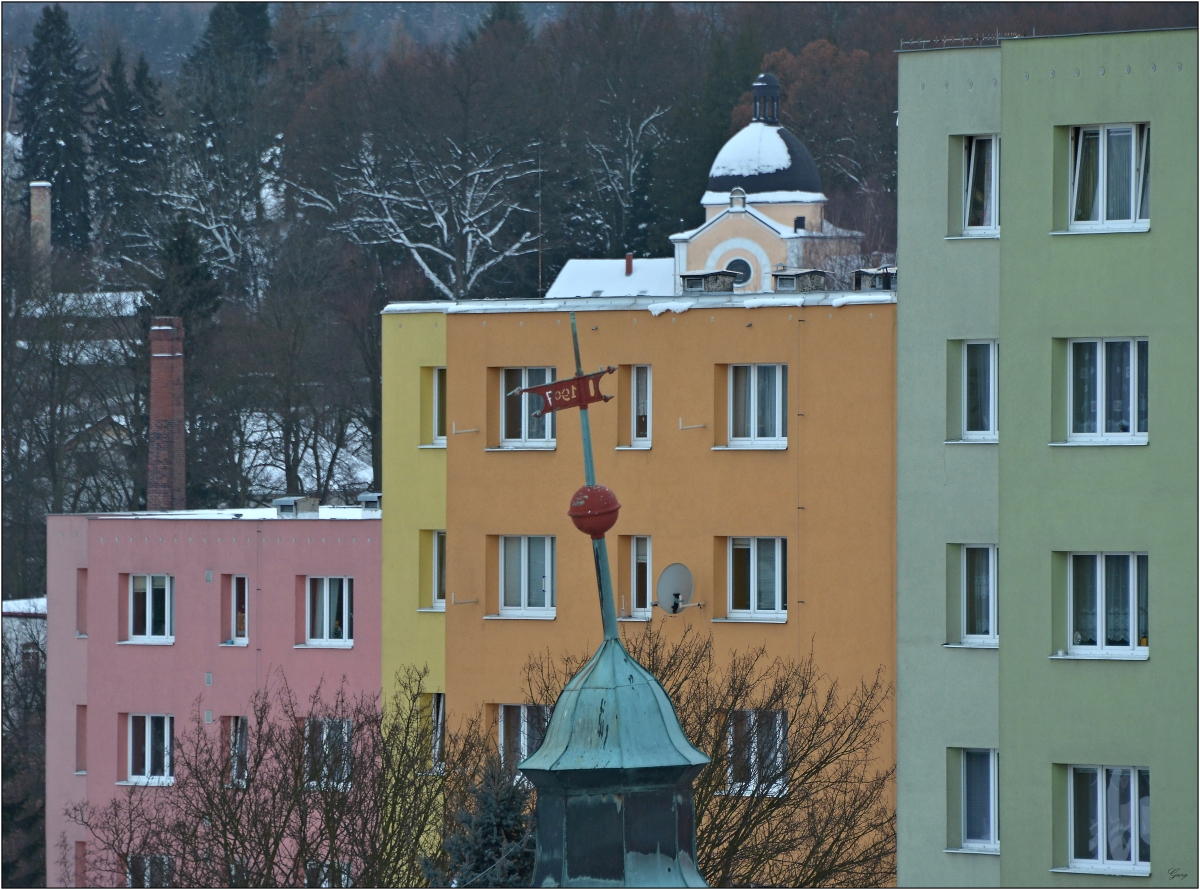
[129,714,173,784]
[130,575,174,642]
[306,577,354,645]
[433,367,448,444]
[1069,553,1148,654]
[433,531,447,610]
[631,536,651,617]
[963,545,998,644]
[500,704,552,770]
[1068,338,1148,442]
[964,341,998,439]
[727,709,788,795]
[964,136,999,233]
[502,367,556,446]
[963,749,999,850]
[1070,124,1150,230]
[1070,765,1150,873]
[729,364,788,446]
[632,365,652,445]
[729,537,787,618]
[500,536,556,616]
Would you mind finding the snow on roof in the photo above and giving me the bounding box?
[701,190,826,206]
[75,506,379,520]
[382,292,895,317]
[2,597,47,618]
[544,258,676,300]
[709,122,793,178]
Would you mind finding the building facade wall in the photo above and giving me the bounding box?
[896,45,1002,888]
[45,514,381,887]
[380,312,448,695]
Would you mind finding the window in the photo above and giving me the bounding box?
[306,718,352,789]
[729,364,787,446]
[963,749,999,851]
[305,861,353,888]
[232,575,248,643]
[1069,553,1148,655]
[230,716,248,786]
[500,536,555,616]
[502,367,556,446]
[500,704,551,770]
[431,693,446,767]
[683,276,704,292]
[306,577,354,645]
[129,714,173,784]
[963,546,998,644]
[129,575,174,642]
[127,855,173,888]
[433,532,447,611]
[776,276,797,291]
[1069,765,1149,874]
[729,537,787,618]
[963,342,997,440]
[727,709,787,794]
[631,536,651,618]
[1069,339,1147,442]
[725,258,753,286]
[632,365,651,445]
[963,136,1000,233]
[433,367,447,444]
[1070,124,1150,230]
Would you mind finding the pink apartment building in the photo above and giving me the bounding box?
[45,504,382,886]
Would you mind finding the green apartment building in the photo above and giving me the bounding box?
[897,30,1197,886]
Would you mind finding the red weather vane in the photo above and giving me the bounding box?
[517,366,616,416]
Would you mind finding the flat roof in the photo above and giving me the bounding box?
[896,26,1196,53]
[55,507,380,521]
[382,291,895,316]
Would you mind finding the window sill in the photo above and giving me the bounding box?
[76,632,87,639]
[713,442,788,451]
[713,615,788,624]
[118,638,175,646]
[1051,866,1151,877]
[619,615,651,622]
[945,233,1000,240]
[75,770,87,776]
[219,639,250,647]
[943,642,999,649]
[117,778,174,787]
[944,846,1000,856]
[485,613,556,621]
[294,641,354,649]
[615,445,652,451]
[1051,650,1148,661]
[486,443,557,452]
[1051,439,1148,447]
[1051,225,1150,236]
[418,443,447,450]
[945,437,998,445]
[417,606,446,613]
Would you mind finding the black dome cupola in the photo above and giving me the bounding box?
[752,72,780,124]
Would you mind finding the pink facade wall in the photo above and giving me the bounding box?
[45,514,381,887]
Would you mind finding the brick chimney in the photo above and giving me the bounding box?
[147,317,186,511]
[29,181,50,292]
[625,252,633,276]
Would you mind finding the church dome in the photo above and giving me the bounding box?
[706,74,823,197]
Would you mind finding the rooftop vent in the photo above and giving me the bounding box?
[680,270,738,294]
[853,265,898,292]
[272,496,320,518]
[356,492,382,512]
[771,268,827,293]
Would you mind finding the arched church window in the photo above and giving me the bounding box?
[725,259,752,286]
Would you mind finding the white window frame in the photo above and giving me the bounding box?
[1069,124,1150,231]
[306,577,354,647]
[728,364,788,448]
[727,537,787,620]
[431,692,446,767]
[1067,764,1150,875]
[726,709,787,795]
[230,715,249,787]
[501,366,556,448]
[128,574,174,643]
[127,854,173,888]
[630,535,652,619]
[432,531,447,611]
[499,535,556,617]
[962,545,998,646]
[433,366,447,445]
[128,713,173,785]
[961,748,999,851]
[305,860,353,888]
[963,341,998,441]
[963,135,1000,234]
[499,703,551,770]
[305,717,352,791]
[231,575,249,645]
[631,364,652,447]
[1067,338,1148,443]
[1067,552,1148,657]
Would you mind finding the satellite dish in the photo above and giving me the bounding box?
[655,563,694,615]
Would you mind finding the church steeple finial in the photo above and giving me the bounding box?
[751,73,780,124]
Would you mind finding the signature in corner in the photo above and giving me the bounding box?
[1168,867,1188,881]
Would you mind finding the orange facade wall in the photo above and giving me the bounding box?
[442,303,895,761]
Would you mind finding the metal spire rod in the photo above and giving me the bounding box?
[570,312,620,641]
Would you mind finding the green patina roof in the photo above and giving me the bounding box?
[521,639,709,773]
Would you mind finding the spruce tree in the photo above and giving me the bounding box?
[150,216,222,327]
[15,4,96,253]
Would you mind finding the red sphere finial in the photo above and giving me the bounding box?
[568,485,621,539]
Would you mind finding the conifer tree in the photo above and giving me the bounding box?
[14,4,96,253]
[150,216,222,327]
